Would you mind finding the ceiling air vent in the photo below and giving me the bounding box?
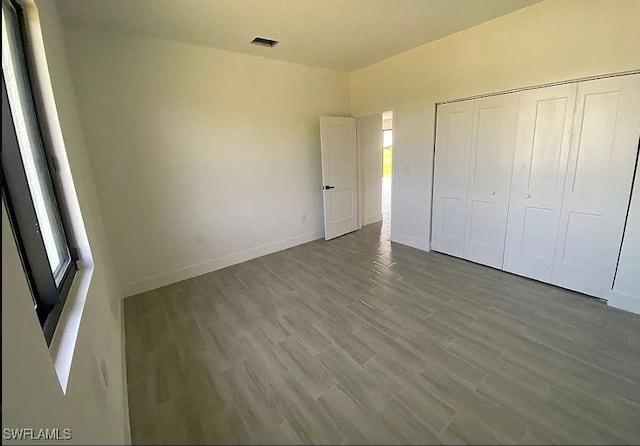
[250,37,278,48]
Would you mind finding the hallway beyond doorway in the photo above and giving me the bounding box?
[382,176,391,240]
[381,110,393,240]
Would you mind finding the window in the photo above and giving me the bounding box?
[2,0,77,345]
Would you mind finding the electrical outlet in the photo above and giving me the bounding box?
[301,214,306,223]
[195,232,205,244]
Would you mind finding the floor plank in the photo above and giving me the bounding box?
[125,221,640,444]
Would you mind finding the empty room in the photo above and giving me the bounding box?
[2,0,640,444]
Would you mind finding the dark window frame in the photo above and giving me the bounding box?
[2,0,78,345]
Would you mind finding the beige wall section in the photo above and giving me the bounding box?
[2,1,128,444]
[63,27,351,295]
[349,0,640,250]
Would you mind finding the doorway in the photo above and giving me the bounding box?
[353,111,392,237]
[382,110,393,236]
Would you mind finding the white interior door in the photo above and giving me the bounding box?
[551,74,640,299]
[320,116,358,240]
[431,100,473,257]
[463,93,519,268]
[503,83,577,282]
[357,114,383,226]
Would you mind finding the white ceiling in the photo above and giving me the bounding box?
[56,0,541,72]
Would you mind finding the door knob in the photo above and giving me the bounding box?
[323,185,335,190]
[490,191,496,196]
[525,193,531,198]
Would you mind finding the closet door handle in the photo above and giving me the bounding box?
[490,191,496,196]
[525,193,531,198]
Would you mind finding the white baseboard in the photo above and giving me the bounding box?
[362,214,383,226]
[391,231,430,251]
[607,290,640,315]
[122,229,324,297]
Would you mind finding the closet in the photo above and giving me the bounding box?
[431,93,518,268]
[432,73,640,301]
[503,83,577,283]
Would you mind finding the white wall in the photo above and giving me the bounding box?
[2,1,128,444]
[63,27,351,296]
[349,0,640,251]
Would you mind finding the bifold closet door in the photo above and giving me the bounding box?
[432,100,473,257]
[503,83,577,282]
[463,93,519,268]
[551,74,640,299]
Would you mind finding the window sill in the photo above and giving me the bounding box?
[48,262,94,393]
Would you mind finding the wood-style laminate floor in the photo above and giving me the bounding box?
[125,221,640,445]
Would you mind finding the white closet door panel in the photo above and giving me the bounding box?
[463,93,519,268]
[432,100,473,256]
[613,154,640,297]
[552,74,640,299]
[503,83,577,281]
